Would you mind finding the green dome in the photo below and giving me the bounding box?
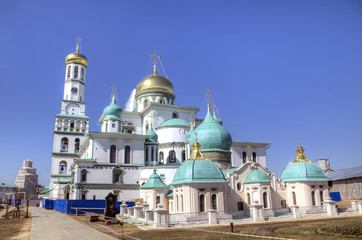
[281,161,329,182]
[172,159,226,185]
[186,126,195,140]
[188,112,232,151]
[146,128,158,142]
[103,99,123,119]
[244,170,270,183]
[213,113,223,125]
[157,118,190,128]
[141,170,168,189]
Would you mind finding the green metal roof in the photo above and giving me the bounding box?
[166,184,173,197]
[145,128,158,142]
[281,161,329,182]
[222,167,238,175]
[103,99,123,119]
[188,112,232,151]
[213,113,223,125]
[0,185,17,188]
[53,178,71,183]
[140,170,168,189]
[158,118,190,128]
[186,126,195,140]
[244,170,270,183]
[172,159,226,185]
[56,114,89,119]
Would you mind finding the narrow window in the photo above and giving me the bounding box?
[159,152,164,163]
[59,161,67,174]
[127,129,132,134]
[81,68,84,80]
[151,147,154,162]
[110,145,116,163]
[145,124,149,133]
[200,194,205,212]
[172,111,179,118]
[181,150,186,162]
[181,194,184,212]
[81,170,87,183]
[93,195,96,200]
[156,196,161,205]
[143,100,148,108]
[70,122,74,128]
[311,191,316,206]
[281,200,287,208]
[237,182,242,191]
[247,193,251,205]
[61,138,69,152]
[252,152,257,162]
[320,191,324,205]
[237,202,244,211]
[292,192,297,205]
[169,150,176,163]
[74,66,79,78]
[211,194,217,210]
[242,151,247,163]
[113,168,122,183]
[75,138,80,153]
[125,146,131,164]
[263,192,268,208]
[67,66,71,79]
[145,147,149,162]
[160,99,164,104]
[176,195,179,212]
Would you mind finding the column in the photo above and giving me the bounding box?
[324,197,338,216]
[208,209,217,224]
[290,206,301,218]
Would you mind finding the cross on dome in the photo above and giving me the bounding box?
[204,89,213,112]
[111,84,118,101]
[75,37,81,53]
[149,50,161,75]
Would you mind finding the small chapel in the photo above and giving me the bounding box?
[49,42,331,221]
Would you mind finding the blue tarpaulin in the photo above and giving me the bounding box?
[330,192,341,202]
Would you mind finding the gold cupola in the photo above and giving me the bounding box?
[65,39,88,67]
[292,139,312,163]
[135,50,175,98]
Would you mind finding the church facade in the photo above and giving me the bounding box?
[49,44,330,220]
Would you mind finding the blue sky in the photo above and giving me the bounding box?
[1,0,362,186]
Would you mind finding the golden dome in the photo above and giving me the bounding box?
[136,69,174,96]
[65,44,88,67]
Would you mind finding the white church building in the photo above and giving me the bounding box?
[49,43,332,220]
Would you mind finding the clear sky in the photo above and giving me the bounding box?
[1,0,362,186]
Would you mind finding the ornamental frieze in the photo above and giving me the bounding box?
[77,183,140,190]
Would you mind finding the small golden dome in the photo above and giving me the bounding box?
[65,44,88,67]
[136,69,174,96]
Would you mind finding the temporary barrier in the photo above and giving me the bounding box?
[42,199,54,209]
[329,192,341,202]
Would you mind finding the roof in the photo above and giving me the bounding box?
[327,166,362,180]
[0,185,18,188]
[281,161,329,182]
[222,167,238,175]
[103,99,123,119]
[56,114,89,119]
[244,170,270,183]
[157,118,190,128]
[140,170,168,189]
[145,128,158,142]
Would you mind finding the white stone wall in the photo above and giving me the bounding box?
[231,145,267,169]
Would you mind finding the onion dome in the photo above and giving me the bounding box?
[157,118,190,128]
[145,128,158,142]
[280,143,328,182]
[213,112,223,125]
[65,43,87,67]
[244,170,270,183]
[186,125,195,140]
[172,139,226,185]
[188,112,232,151]
[136,68,174,97]
[141,170,168,189]
[103,97,123,119]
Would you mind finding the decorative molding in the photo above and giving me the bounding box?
[211,187,217,191]
[199,188,205,192]
[76,183,140,190]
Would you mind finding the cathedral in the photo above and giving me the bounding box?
[49,43,331,220]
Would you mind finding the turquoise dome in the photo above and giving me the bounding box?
[146,128,158,142]
[188,112,232,151]
[244,170,270,183]
[157,118,190,128]
[281,161,329,182]
[103,99,123,119]
[213,113,223,125]
[172,159,226,185]
[186,126,195,140]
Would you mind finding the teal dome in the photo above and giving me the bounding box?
[281,161,329,182]
[157,118,190,128]
[188,112,232,151]
[141,170,168,189]
[244,170,270,183]
[186,126,195,140]
[103,99,123,119]
[146,128,158,142]
[172,159,226,185]
[213,113,223,125]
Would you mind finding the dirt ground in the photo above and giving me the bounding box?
[0,210,32,240]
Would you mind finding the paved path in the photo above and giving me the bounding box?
[30,207,116,240]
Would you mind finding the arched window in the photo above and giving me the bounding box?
[252,152,257,162]
[263,192,268,208]
[156,196,161,205]
[281,200,287,208]
[143,99,148,108]
[127,129,132,134]
[81,68,84,80]
[81,169,87,182]
[110,145,116,163]
[311,191,316,206]
[67,66,71,79]
[145,123,149,133]
[172,111,179,118]
[125,146,131,164]
[159,99,164,104]
[61,138,69,152]
[211,194,217,210]
[181,150,186,162]
[242,151,247,163]
[145,147,149,162]
[199,194,205,212]
[169,150,176,163]
[176,195,179,212]
[292,192,297,205]
[59,161,67,174]
[151,147,154,162]
[74,66,79,78]
[181,194,184,212]
[247,193,251,205]
[320,191,324,205]
[75,138,80,153]
[70,122,74,128]
[159,152,164,163]
[237,201,244,211]
[113,168,122,183]
[237,182,242,191]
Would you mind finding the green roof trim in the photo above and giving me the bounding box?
[222,167,238,175]
[281,161,329,182]
[53,178,71,183]
[157,118,190,128]
[140,170,168,189]
[172,159,226,185]
[244,170,270,183]
[56,114,89,119]
[0,185,18,188]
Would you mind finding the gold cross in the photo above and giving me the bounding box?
[246,145,254,161]
[75,37,81,52]
[111,84,118,101]
[149,50,161,74]
[204,89,213,112]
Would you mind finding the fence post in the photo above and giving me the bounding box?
[120,201,128,215]
[26,199,29,218]
[291,205,301,218]
[153,204,168,227]
[324,197,338,216]
[249,203,264,222]
[134,202,143,219]
[208,209,217,224]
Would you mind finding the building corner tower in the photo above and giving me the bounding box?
[50,41,89,199]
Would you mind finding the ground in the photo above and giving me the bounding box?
[0,210,32,240]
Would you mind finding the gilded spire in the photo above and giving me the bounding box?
[212,101,216,115]
[149,50,161,75]
[292,138,312,163]
[204,89,213,112]
[189,132,206,160]
[75,37,81,53]
[111,84,118,102]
